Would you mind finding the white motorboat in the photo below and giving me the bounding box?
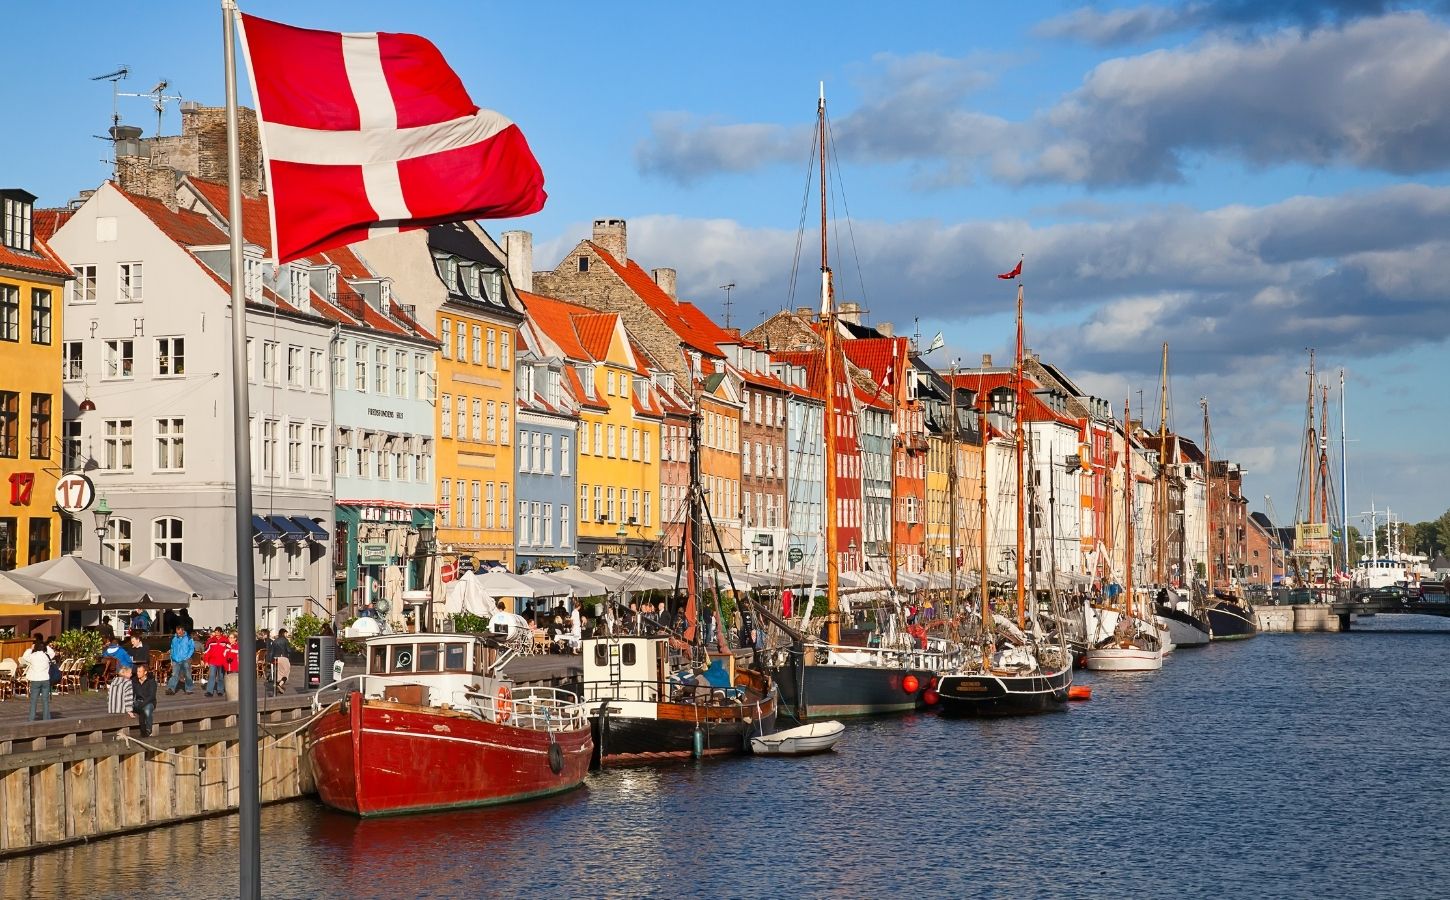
[750,721,845,757]
[1083,644,1165,671]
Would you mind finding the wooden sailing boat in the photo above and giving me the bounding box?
[1150,343,1211,649]
[1201,397,1257,640]
[934,267,1073,714]
[772,86,958,721]
[1083,396,1165,671]
[579,384,777,765]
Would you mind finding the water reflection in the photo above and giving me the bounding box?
[7,620,1450,899]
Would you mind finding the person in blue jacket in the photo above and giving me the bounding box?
[165,625,196,695]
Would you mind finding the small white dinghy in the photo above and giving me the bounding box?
[750,721,845,757]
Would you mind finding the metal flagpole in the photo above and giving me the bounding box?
[222,1,262,896]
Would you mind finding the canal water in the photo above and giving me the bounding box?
[7,617,1450,899]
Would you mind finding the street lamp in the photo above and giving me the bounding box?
[92,497,113,563]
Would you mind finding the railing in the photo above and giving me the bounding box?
[509,686,588,731]
[582,675,755,707]
[803,639,960,671]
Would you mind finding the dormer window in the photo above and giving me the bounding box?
[289,267,310,308]
[1,189,35,252]
[326,268,338,301]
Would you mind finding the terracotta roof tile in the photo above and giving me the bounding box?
[572,312,619,361]
[520,290,595,361]
[584,241,731,357]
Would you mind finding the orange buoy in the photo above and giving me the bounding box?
[1068,685,1092,701]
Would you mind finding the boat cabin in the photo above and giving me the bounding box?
[579,636,739,705]
[358,632,501,710]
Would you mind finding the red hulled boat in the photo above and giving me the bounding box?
[307,633,592,816]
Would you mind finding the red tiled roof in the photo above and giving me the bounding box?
[32,209,72,244]
[0,228,72,279]
[573,312,619,361]
[520,290,595,361]
[841,337,905,388]
[188,178,272,254]
[584,241,731,358]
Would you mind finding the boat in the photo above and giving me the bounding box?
[1083,396,1165,672]
[579,353,778,766]
[1155,592,1210,648]
[750,720,845,756]
[770,86,959,721]
[1200,397,1258,642]
[307,632,592,816]
[934,260,1073,716]
[1147,343,1210,649]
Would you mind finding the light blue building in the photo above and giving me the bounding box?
[323,253,439,625]
[512,332,578,573]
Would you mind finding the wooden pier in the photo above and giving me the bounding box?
[0,654,581,857]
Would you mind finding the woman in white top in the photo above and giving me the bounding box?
[20,635,53,722]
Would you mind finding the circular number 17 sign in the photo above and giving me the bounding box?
[54,472,96,514]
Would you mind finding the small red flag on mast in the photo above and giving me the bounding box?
[997,259,1023,280]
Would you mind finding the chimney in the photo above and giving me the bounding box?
[651,267,676,298]
[981,353,992,367]
[591,218,627,262]
[184,105,264,197]
[503,230,533,292]
[877,321,893,337]
[110,124,144,159]
[795,306,813,318]
[838,302,862,325]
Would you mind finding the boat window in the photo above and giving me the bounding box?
[390,644,415,672]
[622,643,637,666]
[370,645,387,674]
[593,645,608,667]
[445,643,468,672]
[416,644,440,673]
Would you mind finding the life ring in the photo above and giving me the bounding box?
[495,685,514,721]
[548,741,564,774]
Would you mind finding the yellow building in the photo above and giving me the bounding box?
[434,285,521,569]
[925,431,951,573]
[521,291,661,566]
[1,193,70,571]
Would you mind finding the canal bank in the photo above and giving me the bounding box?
[0,654,580,857]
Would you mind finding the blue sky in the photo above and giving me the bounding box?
[4,0,1448,526]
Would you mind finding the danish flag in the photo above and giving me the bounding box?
[238,14,547,263]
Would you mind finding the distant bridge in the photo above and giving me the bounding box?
[1326,594,1450,630]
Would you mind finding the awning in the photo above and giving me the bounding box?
[293,516,329,541]
[252,514,282,541]
[269,515,309,541]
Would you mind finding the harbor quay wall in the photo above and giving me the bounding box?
[1255,606,1294,632]
[1253,604,1345,632]
[0,696,317,858]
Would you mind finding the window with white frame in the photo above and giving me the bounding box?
[497,483,508,530]
[644,490,652,527]
[518,500,530,545]
[486,328,496,367]
[393,350,408,398]
[440,318,452,359]
[631,489,640,524]
[531,502,541,545]
[441,395,452,438]
[560,505,571,547]
[542,504,553,547]
[415,353,431,401]
[104,517,132,567]
[471,481,481,528]
[71,265,97,304]
[485,482,495,528]
[455,395,467,439]
[332,341,346,389]
[354,341,367,390]
[374,346,388,394]
[543,434,554,474]
[376,448,389,480]
[456,325,466,361]
[310,425,325,476]
[30,288,51,344]
[287,346,303,386]
[63,340,83,380]
[472,325,482,364]
[471,399,482,442]
[309,349,325,390]
[152,517,183,561]
[0,284,18,343]
[606,487,615,522]
[261,419,278,474]
[103,418,133,470]
[243,258,262,301]
[262,341,278,384]
[560,435,571,475]
[486,401,496,443]
[154,418,184,470]
[500,332,510,370]
[287,547,304,580]
[416,441,429,482]
[118,262,143,302]
[289,267,309,305]
[287,422,303,475]
[593,422,602,455]
[104,339,134,379]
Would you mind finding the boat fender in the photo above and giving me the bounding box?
[548,741,565,774]
[692,727,704,759]
[902,674,920,694]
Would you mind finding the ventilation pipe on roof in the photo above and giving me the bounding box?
[502,230,533,292]
[981,353,992,367]
[591,218,627,262]
[652,267,676,298]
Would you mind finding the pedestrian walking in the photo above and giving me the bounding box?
[166,625,196,695]
[108,664,135,715]
[268,629,293,695]
[202,627,227,697]
[20,635,53,722]
[131,663,157,737]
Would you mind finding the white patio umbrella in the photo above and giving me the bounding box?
[125,558,237,602]
[580,568,631,591]
[12,555,191,609]
[0,571,88,605]
[516,571,572,597]
[551,568,610,597]
[618,567,677,591]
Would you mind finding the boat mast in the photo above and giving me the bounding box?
[1123,396,1135,619]
[1339,368,1350,574]
[1202,398,1213,595]
[1013,281,1026,630]
[947,364,959,616]
[978,381,991,635]
[1156,342,1169,587]
[1304,349,1318,528]
[685,392,704,648]
[1318,383,1332,572]
[889,343,900,592]
[818,84,841,647]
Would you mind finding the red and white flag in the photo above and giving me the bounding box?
[238,14,546,263]
[997,258,1023,280]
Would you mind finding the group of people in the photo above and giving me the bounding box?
[15,622,295,734]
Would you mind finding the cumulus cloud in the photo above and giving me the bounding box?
[636,13,1450,187]
[1035,1,1416,47]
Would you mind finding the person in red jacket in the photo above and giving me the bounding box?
[201,627,228,697]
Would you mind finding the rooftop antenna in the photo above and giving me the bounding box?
[91,66,130,169]
[119,78,185,137]
[719,282,736,330]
